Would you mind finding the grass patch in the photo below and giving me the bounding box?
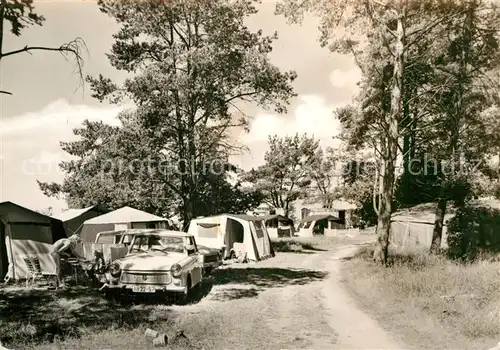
[341,245,500,349]
[0,287,180,349]
[271,238,327,253]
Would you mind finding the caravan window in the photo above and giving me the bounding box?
[197,223,219,238]
[96,233,115,244]
[253,221,265,238]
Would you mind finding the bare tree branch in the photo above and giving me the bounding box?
[0,38,88,95]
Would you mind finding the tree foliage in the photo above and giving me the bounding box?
[39,0,296,225]
[447,204,500,261]
[243,133,320,217]
[277,0,500,261]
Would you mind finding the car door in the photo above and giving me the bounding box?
[186,237,202,285]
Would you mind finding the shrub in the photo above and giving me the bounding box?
[447,205,500,261]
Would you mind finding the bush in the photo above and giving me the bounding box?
[494,181,500,200]
[447,205,500,261]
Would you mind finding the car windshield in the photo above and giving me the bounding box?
[130,235,185,254]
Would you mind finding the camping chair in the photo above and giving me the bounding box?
[24,256,57,288]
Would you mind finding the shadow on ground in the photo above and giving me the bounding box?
[0,286,188,346]
[0,264,327,346]
[271,240,328,253]
[201,267,328,301]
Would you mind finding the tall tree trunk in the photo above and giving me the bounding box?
[431,7,472,251]
[373,14,404,264]
[401,86,412,203]
[430,184,447,252]
[182,196,195,232]
[497,152,500,181]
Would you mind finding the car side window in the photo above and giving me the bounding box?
[186,237,197,255]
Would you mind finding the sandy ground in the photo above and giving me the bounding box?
[4,238,404,349]
[168,240,403,349]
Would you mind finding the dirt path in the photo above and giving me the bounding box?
[25,240,403,349]
[175,242,404,349]
[320,245,403,349]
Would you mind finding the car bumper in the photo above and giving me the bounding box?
[101,283,187,294]
[204,261,221,268]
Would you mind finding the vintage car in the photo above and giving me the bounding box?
[197,244,223,275]
[100,230,204,302]
[95,230,135,246]
[95,229,222,274]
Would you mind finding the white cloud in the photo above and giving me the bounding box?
[330,67,362,91]
[231,94,347,169]
[239,94,343,145]
[1,98,125,136]
[0,99,129,211]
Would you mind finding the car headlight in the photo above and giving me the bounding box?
[109,262,121,277]
[170,263,182,277]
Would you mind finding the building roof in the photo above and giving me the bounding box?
[193,213,262,222]
[0,200,61,223]
[53,206,96,222]
[391,198,500,224]
[84,206,167,225]
[258,214,293,222]
[300,214,341,223]
[98,228,192,237]
[330,200,357,210]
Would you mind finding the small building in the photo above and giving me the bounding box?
[296,214,344,237]
[80,206,170,242]
[53,205,109,237]
[0,201,66,281]
[295,199,357,228]
[259,214,294,238]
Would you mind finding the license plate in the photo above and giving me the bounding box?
[132,286,156,293]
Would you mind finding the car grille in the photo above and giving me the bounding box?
[120,271,171,285]
[204,254,219,263]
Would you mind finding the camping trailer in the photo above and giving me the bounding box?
[80,206,170,243]
[297,214,344,237]
[187,214,275,262]
[0,201,66,281]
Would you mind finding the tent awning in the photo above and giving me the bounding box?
[300,214,341,223]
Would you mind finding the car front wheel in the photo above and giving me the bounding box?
[174,277,191,305]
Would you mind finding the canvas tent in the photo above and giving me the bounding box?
[259,214,294,238]
[391,198,500,249]
[53,205,108,237]
[187,214,275,261]
[297,214,344,237]
[80,206,169,242]
[0,201,66,281]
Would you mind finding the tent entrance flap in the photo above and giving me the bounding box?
[225,219,244,253]
[0,220,7,280]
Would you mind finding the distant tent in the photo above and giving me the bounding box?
[53,205,109,237]
[259,214,294,238]
[80,206,169,242]
[297,214,344,237]
[0,201,66,281]
[187,214,275,261]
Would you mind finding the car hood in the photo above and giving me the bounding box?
[117,252,186,271]
[197,245,220,255]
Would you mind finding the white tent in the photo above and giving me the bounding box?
[187,214,275,261]
[80,206,169,242]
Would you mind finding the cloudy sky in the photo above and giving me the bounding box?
[0,0,361,213]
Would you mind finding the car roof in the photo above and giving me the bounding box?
[118,228,194,237]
